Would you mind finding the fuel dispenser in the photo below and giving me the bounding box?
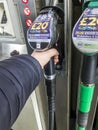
[0,0,68,130]
[27,6,64,130]
[72,0,98,129]
[0,0,74,130]
[0,0,48,130]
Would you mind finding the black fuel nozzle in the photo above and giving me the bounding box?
[27,6,64,50]
[27,6,64,70]
[55,24,65,70]
[41,6,65,70]
[27,6,64,130]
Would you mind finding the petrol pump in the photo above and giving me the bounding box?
[0,0,73,130]
[72,0,98,130]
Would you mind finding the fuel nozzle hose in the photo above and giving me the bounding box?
[44,58,56,130]
[72,2,98,129]
[77,55,97,130]
[27,6,64,130]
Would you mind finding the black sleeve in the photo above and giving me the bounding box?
[0,55,43,130]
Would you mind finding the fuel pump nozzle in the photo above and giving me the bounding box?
[72,1,98,130]
[27,6,64,130]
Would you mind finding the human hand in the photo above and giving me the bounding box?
[31,48,59,69]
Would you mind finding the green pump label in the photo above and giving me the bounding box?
[72,7,98,54]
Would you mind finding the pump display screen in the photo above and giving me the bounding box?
[72,7,98,54]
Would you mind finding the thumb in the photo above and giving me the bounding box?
[45,49,59,58]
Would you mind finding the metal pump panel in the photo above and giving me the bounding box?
[0,1,14,37]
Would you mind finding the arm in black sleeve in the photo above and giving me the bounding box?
[0,55,43,130]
